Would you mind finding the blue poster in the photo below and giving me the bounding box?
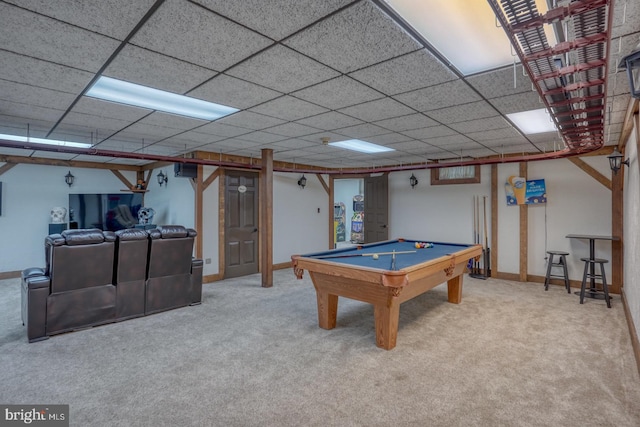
[506,176,546,205]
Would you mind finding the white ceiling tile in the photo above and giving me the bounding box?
[292,76,384,109]
[0,2,121,72]
[130,0,272,71]
[334,123,391,139]
[466,64,534,99]
[263,123,320,138]
[190,74,282,110]
[449,116,511,134]
[338,97,416,122]
[249,96,329,121]
[373,114,439,132]
[490,92,545,114]
[296,112,363,130]
[349,49,457,95]
[284,1,421,73]
[217,111,286,130]
[394,80,482,111]
[192,0,353,40]
[401,125,458,140]
[0,80,76,111]
[227,45,340,93]
[103,44,218,94]
[426,101,500,124]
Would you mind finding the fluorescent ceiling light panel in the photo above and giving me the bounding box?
[0,133,93,148]
[86,76,239,121]
[507,108,557,134]
[386,0,556,75]
[329,139,395,154]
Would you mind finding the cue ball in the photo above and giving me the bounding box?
[372,254,379,260]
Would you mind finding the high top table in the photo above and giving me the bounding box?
[565,234,619,299]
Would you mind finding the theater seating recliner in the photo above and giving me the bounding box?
[21,225,203,342]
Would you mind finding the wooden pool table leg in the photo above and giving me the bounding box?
[316,291,338,330]
[447,274,463,304]
[374,299,400,350]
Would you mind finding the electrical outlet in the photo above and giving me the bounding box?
[205,258,211,264]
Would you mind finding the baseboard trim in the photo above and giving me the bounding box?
[487,271,619,295]
[0,271,20,280]
[621,288,640,377]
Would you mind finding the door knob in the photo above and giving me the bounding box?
[252,228,258,232]
[380,224,387,228]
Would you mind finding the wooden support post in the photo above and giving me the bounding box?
[519,162,528,282]
[195,164,203,260]
[260,149,273,288]
[491,164,498,276]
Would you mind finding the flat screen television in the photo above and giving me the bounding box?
[69,193,143,231]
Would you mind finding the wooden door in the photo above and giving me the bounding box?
[224,171,259,278]
[364,174,389,243]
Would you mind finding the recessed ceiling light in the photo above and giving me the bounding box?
[329,139,395,154]
[0,133,93,148]
[86,76,239,121]
[507,108,557,134]
[385,0,557,75]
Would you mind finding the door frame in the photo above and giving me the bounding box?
[218,168,260,279]
[329,173,388,249]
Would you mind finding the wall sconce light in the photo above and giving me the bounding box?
[297,174,307,189]
[64,170,75,187]
[410,173,418,189]
[607,148,629,174]
[157,170,168,187]
[619,39,640,98]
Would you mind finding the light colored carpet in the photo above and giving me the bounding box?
[1,271,639,427]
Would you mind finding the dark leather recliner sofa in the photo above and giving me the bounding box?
[21,225,203,342]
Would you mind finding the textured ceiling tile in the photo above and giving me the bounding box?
[490,92,544,115]
[189,74,282,110]
[373,114,439,132]
[0,51,94,94]
[264,122,320,138]
[103,45,218,94]
[335,123,391,139]
[136,112,207,130]
[131,0,272,71]
[394,80,482,112]
[283,1,421,73]
[296,112,363,130]
[270,139,318,150]
[3,0,157,40]
[73,98,150,122]
[387,140,433,151]
[226,45,340,93]
[292,76,384,109]
[481,136,530,147]
[449,116,511,134]
[525,132,562,144]
[425,134,475,146]
[217,111,286,130]
[426,101,501,124]
[56,112,133,136]
[349,49,457,95]
[466,64,534,99]
[466,127,523,142]
[192,0,352,40]
[0,117,53,137]
[300,131,352,145]
[401,125,458,140]
[236,131,287,144]
[0,3,120,72]
[458,147,500,158]
[110,122,183,143]
[366,132,412,145]
[249,96,329,121]
[164,130,227,145]
[0,80,76,111]
[338,97,416,122]
[0,101,65,125]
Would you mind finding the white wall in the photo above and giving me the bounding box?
[273,172,328,263]
[623,126,640,337]
[0,163,138,271]
[389,167,490,244]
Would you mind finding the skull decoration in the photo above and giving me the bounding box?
[50,206,67,223]
[138,207,155,225]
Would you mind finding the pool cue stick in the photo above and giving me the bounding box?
[316,250,416,259]
[483,195,489,277]
[391,250,396,270]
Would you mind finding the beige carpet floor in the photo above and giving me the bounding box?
[1,270,639,426]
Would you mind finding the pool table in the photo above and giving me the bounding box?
[292,239,482,350]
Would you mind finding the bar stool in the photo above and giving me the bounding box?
[580,257,611,308]
[544,251,570,293]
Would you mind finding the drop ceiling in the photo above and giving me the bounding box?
[0,0,638,169]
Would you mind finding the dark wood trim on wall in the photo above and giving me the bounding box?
[519,162,528,282]
[260,149,273,288]
[491,165,498,277]
[622,288,640,376]
[218,169,226,280]
[195,164,204,260]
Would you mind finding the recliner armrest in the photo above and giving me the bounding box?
[22,267,46,280]
[24,275,50,290]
